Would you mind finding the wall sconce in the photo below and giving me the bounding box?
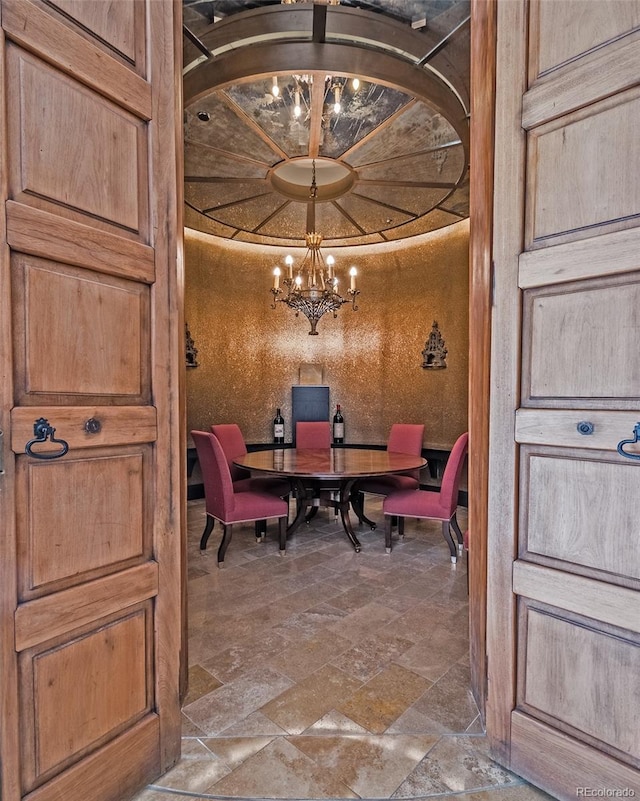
[422,320,447,369]
[186,323,199,368]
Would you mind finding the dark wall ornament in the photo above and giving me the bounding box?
[186,323,199,368]
[422,320,447,369]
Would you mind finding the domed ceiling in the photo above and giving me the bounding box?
[182,1,470,247]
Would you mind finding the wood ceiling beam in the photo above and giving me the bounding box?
[183,25,212,60]
[308,70,327,158]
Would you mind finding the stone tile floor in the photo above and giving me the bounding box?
[132,497,553,801]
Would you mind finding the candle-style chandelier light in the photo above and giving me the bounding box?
[270,160,359,335]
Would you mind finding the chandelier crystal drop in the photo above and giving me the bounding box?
[270,161,359,335]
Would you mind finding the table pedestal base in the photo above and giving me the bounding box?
[288,477,362,552]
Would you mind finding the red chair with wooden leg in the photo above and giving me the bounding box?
[351,423,425,528]
[192,430,289,567]
[382,431,468,562]
[211,423,290,495]
[211,423,290,539]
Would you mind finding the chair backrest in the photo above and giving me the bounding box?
[296,421,331,448]
[211,423,249,482]
[439,431,469,516]
[192,430,235,520]
[387,423,424,481]
[387,424,424,454]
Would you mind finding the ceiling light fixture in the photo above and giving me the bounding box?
[332,82,342,114]
[270,160,359,335]
[269,74,363,121]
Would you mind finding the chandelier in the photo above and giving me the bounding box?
[270,161,359,335]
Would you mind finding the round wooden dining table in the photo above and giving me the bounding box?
[234,447,427,552]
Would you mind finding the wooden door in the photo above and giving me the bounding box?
[487,0,640,797]
[0,2,184,800]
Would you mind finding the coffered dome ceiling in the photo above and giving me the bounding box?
[182,1,470,247]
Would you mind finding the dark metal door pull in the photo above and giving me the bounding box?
[617,423,640,461]
[25,417,69,460]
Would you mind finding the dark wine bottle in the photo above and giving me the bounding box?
[273,408,285,444]
[332,404,344,444]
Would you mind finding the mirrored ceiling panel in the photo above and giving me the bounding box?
[345,104,460,168]
[182,0,470,245]
[320,81,411,159]
[224,81,311,157]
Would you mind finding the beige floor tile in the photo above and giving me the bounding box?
[200,629,290,682]
[303,709,370,734]
[328,583,388,612]
[205,737,358,798]
[323,567,375,591]
[150,742,230,793]
[336,663,433,733]
[182,664,223,706]
[457,785,557,801]
[393,734,519,796]
[364,565,427,591]
[329,630,416,682]
[466,714,486,734]
[273,581,345,617]
[200,735,276,769]
[394,627,470,682]
[181,713,206,737]
[269,628,352,681]
[383,598,463,643]
[160,500,550,801]
[273,601,349,641]
[218,710,289,736]
[289,733,440,797]
[328,601,401,642]
[260,663,363,734]
[182,666,293,735]
[390,663,479,735]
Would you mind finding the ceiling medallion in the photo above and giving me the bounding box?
[270,160,359,335]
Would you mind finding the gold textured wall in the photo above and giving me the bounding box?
[186,220,469,449]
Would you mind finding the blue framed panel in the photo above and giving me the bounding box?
[292,385,330,445]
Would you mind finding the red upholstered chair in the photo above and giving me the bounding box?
[192,430,289,567]
[382,431,468,562]
[295,421,331,448]
[211,424,290,497]
[352,423,425,528]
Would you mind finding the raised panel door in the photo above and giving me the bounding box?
[0,2,182,801]
[487,0,640,796]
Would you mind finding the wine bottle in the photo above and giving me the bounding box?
[273,408,285,444]
[332,404,344,444]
